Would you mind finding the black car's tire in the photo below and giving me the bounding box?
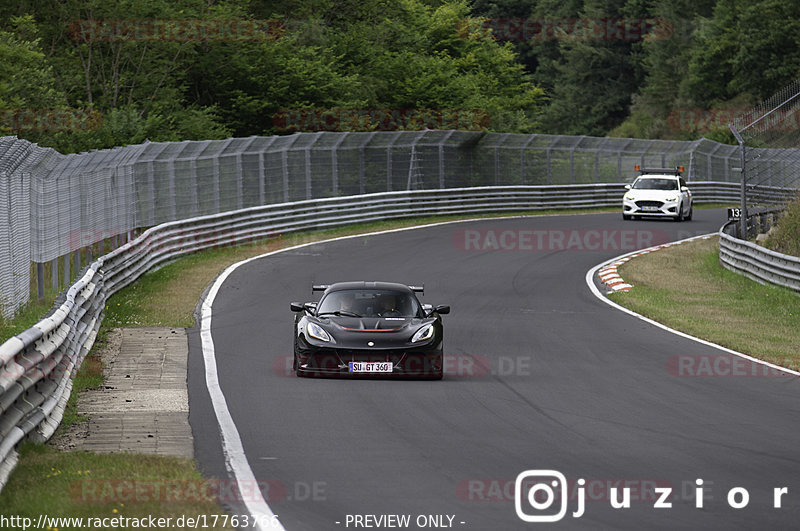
[432,355,444,380]
[292,334,301,376]
[292,350,307,377]
[293,357,301,377]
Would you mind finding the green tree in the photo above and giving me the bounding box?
[0,15,61,132]
[611,0,715,139]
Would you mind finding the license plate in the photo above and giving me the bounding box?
[642,206,659,212]
[349,362,393,373]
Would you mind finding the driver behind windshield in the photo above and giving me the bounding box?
[378,295,401,317]
[339,295,357,314]
[634,178,678,190]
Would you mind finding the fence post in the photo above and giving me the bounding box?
[305,147,312,200]
[386,132,403,191]
[729,124,747,239]
[63,254,70,286]
[439,130,454,189]
[51,258,58,291]
[331,133,347,196]
[36,262,45,301]
[569,150,575,185]
[546,149,551,184]
[359,144,365,195]
[520,135,534,185]
[258,152,266,205]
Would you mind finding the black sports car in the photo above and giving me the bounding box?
[290,281,449,379]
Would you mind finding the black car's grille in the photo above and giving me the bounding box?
[635,200,663,208]
[336,349,407,363]
[303,348,440,373]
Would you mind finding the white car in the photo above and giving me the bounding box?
[622,170,692,221]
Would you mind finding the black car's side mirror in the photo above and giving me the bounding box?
[427,304,449,316]
[290,302,317,313]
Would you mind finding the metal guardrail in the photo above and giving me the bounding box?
[0,181,794,491]
[719,208,800,294]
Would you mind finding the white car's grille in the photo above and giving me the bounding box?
[635,200,663,208]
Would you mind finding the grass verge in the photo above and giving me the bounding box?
[60,351,104,429]
[0,443,234,529]
[765,193,800,257]
[0,289,59,345]
[610,235,800,366]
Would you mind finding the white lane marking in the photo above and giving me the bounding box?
[585,233,800,377]
[201,265,285,531]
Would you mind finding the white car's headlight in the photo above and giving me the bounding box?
[411,324,434,343]
[665,196,678,202]
[624,193,635,200]
[306,322,331,342]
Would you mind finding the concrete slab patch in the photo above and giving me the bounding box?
[51,327,193,458]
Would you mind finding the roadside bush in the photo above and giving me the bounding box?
[765,193,800,257]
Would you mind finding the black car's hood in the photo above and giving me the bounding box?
[311,316,436,349]
[330,316,415,331]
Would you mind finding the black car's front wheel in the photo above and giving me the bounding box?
[429,354,444,380]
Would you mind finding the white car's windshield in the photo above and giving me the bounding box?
[317,289,421,318]
[632,178,679,190]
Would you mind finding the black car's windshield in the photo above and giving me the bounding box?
[317,289,421,318]
[632,178,679,190]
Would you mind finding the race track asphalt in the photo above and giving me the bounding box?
[187,208,800,530]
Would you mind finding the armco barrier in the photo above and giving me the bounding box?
[0,182,795,491]
[719,210,800,294]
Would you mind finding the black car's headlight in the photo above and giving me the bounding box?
[411,324,434,343]
[307,322,331,342]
